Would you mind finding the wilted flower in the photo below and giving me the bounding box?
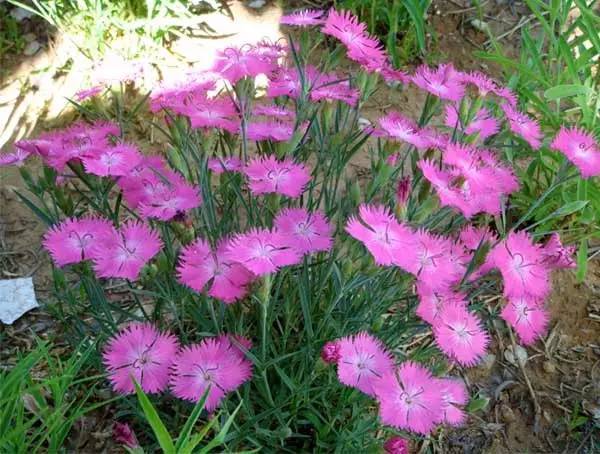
[102,323,179,394]
[373,361,443,434]
[395,176,411,207]
[0,148,32,167]
[170,337,253,411]
[75,85,103,101]
[336,332,394,396]
[551,126,600,178]
[244,155,311,198]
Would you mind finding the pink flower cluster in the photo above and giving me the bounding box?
[323,332,469,435]
[102,323,252,411]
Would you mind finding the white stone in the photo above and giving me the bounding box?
[0,277,39,324]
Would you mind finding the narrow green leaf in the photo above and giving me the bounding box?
[133,380,175,454]
[544,84,592,100]
[576,239,588,282]
[175,388,210,452]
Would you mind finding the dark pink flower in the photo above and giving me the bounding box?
[411,64,465,101]
[177,238,254,303]
[280,9,325,26]
[43,217,114,267]
[102,323,179,394]
[395,176,411,207]
[92,220,162,281]
[336,332,394,396]
[373,361,443,434]
[501,104,542,149]
[244,155,311,198]
[170,337,253,411]
[551,126,600,178]
[321,341,341,364]
[225,228,300,276]
[383,436,409,454]
[113,422,140,449]
[274,208,333,255]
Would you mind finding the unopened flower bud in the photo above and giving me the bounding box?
[113,422,140,449]
[321,341,340,364]
[384,436,409,454]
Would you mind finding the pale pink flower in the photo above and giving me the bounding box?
[253,104,295,118]
[75,85,103,101]
[432,302,489,366]
[43,217,114,267]
[321,341,341,364]
[102,323,179,394]
[379,112,431,150]
[170,337,253,411]
[149,71,219,113]
[345,204,416,267]
[246,120,295,142]
[373,361,443,435]
[82,143,143,177]
[411,64,465,101]
[208,157,243,174]
[501,296,549,345]
[0,148,32,167]
[444,105,500,140]
[550,126,600,178]
[383,436,409,454]
[92,220,162,281]
[225,228,300,276]
[501,104,542,149]
[177,238,254,303]
[489,231,550,299]
[541,233,576,269]
[212,45,276,84]
[379,63,410,85]
[274,208,333,255]
[437,377,469,426]
[280,9,325,26]
[244,156,311,198]
[336,332,394,396]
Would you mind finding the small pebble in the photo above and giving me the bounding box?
[543,361,557,374]
[10,7,34,22]
[23,40,41,56]
[247,0,266,8]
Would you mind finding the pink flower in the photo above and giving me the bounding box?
[501,296,549,345]
[444,105,500,140]
[336,332,394,396]
[501,104,542,149]
[183,96,240,133]
[416,282,467,325]
[225,228,300,276]
[149,71,219,113]
[102,323,179,394]
[494,86,518,106]
[177,238,254,303]
[113,422,140,449]
[432,302,489,366]
[373,361,443,435]
[267,66,305,99]
[379,63,410,85]
[244,155,311,198]
[253,104,295,118]
[541,233,576,269]
[458,225,497,251]
[395,176,411,207]
[551,126,600,178]
[274,208,333,255]
[383,436,409,454]
[82,143,143,177]
[489,231,550,299]
[118,156,172,208]
[92,220,162,281]
[321,341,341,364]
[0,148,32,167]
[437,377,468,426]
[411,64,465,101]
[43,217,114,267]
[280,9,325,26]
[345,204,416,267]
[208,156,243,174]
[461,71,498,97]
[169,337,253,411]
[310,74,360,106]
[75,85,103,101]
[246,120,295,142]
[379,112,431,150]
[212,45,276,84]
[137,173,201,221]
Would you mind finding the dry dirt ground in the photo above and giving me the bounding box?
[1,1,599,452]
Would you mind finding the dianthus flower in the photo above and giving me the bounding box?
[488,231,550,299]
[177,238,254,303]
[102,323,179,394]
[411,64,465,101]
[345,204,417,267]
[541,233,576,269]
[252,104,295,118]
[225,228,300,276]
[244,155,311,198]
[208,156,243,174]
[43,217,114,267]
[137,173,201,221]
[280,9,325,26]
[183,96,240,133]
[170,337,253,411]
[432,302,489,366]
[310,74,360,106]
[460,71,498,97]
[212,45,276,84]
[0,148,32,167]
[149,72,219,113]
[415,282,467,325]
[501,104,542,149]
[550,126,600,178]
[336,332,394,396]
[437,377,469,426]
[378,112,431,150]
[82,143,143,177]
[373,361,443,435]
[501,296,549,345]
[444,105,500,140]
[92,220,162,281]
[321,341,341,364]
[274,208,333,255]
[75,85,103,101]
[246,120,295,142]
[383,436,409,454]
